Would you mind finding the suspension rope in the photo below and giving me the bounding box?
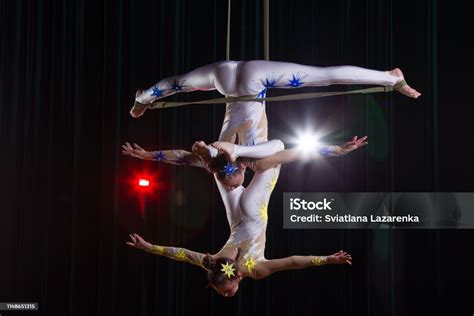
[226,0,231,60]
[264,0,269,60]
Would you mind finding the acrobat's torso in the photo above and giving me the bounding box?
[212,61,281,275]
[218,101,268,146]
[215,161,281,277]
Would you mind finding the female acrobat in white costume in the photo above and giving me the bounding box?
[124,60,419,297]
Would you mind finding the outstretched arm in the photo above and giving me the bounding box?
[253,250,352,279]
[127,233,206,269]
[122,142,208,169]
[253,136,368,172]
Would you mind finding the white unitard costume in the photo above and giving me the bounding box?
[137,60,402,146]
[140,60,401,273]
[213,140,283,273]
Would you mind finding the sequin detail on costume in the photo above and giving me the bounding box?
[311,256,326,266]
[267,169,279,191]
[175,249,187,261]
[259,202,268,222]
[170,78,185,91]
[319,146,337,157]
[257,78,279,99]
[263,78,277,88]
[288,74,304,87]
[154,245,165,254]
[221,262,236,278]
[244,257,256,273]
[154,151,166,161]
[151,86,165,98]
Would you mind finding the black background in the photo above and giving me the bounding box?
[1,0,473,315]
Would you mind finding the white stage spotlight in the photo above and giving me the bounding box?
[296,132,320,154]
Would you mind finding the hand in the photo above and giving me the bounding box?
[126,233,152,251]
[122,142,154,160]
[327,250,352,265]
[339,136,368,154]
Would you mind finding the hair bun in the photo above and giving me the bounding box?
[203,254,217,270]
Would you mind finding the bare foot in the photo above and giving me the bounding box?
[389,68,421,99]
[211,141,237,163]
[130,89,149,118]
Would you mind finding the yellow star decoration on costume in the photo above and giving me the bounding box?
[154,245,165,254]
[244,257,256,273]
[259,202,268,222]
[311,256,326,266]
[175,249,187,261]
[267,172,278,191]
[220,262,236,278]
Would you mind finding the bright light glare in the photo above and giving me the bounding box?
[297,132,320,154]
[138,179,150,187]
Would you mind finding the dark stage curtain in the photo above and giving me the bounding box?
[1,0,473,315]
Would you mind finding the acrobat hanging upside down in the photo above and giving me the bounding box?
[125,59,420,297]
[127,236,352,298]
[125,135,363,297]
[130,60,420,118]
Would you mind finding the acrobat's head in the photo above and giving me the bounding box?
[191,140,247,191]
[203,254,243,297]
[208,154,247,191]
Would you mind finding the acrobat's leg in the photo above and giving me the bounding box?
[236,60,406,98]
[210,139,284,160]
[131,61,242,117]
[213,173,247,227]
[135,63,217,104]
[239,164,282,223]
[239,140,285,222]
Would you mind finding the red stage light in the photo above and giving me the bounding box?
[138,179,150,187]
[126,170,160,218]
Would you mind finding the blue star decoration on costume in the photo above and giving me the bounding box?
[264,78,277,88]
[222,162,238,177]
[151,86,164,98]
[171,79,184,91]
[319,146,334,157]
[257,78,277,99]
[288,74,304,87]
[153,151,166,161]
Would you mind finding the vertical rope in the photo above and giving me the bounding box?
[430,0,442,308]
[263,0,269,60]
[431,0,439,190]
[388,1,395,315]
[226,0,231,60]
[364,0,371,314]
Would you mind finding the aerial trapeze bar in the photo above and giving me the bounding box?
[148,84,403,110]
